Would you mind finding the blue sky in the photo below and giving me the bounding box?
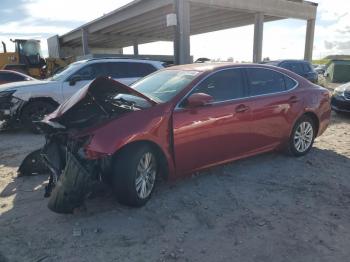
[0,0,349,61]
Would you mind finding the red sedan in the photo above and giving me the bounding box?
[0,70,34,85]
[21,63,331,213]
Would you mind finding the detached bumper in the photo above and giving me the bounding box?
[47,151,98,214]
[331,96,350,113]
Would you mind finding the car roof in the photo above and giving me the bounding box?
[79,58,165,67]
[267,59,310,64]
[166,63,283,72]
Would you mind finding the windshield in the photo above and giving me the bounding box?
[19,41,42,57]
[132,70,200,103]
[50,62,84,81]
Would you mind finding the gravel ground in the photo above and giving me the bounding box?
[0,111,349,262]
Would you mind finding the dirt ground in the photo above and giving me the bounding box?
[0,110,350,262]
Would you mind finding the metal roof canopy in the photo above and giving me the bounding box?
[56,0,318,63]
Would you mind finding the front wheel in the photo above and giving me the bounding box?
[287,116,316,157]
[111,144,158,207]
[21,101,57,133]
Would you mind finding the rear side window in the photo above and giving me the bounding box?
[129,63,157,78]
[0,72,25,81]
[284,76,297,90]
[282,62,304,75]
[107,62,157,78]
[191,69,245,102]
[302,63,312,72]
[246,68,287,96]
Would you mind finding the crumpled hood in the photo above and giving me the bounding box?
[0,80,51,92]
[43,77,156,126]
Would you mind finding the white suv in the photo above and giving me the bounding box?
[0,58,164,131]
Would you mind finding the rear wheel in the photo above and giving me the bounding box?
[21,101,57,133]
[287,116,316,157]
[111,144,158,207]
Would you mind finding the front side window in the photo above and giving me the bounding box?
[190,69,246,102]
[51,62,85,81]
[246,68,289,96]
[71,63,107,81]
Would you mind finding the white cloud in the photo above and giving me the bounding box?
[312,0,350,57]
[24,0,132,22]
[0,19,71,35]
[317,0,350,21]
[1,0,350,60]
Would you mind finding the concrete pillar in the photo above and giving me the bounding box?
[81,28,90,56]
[304,19,316,61]
[174,0,191,65]
[253,13,264,63]
[133,40,139,55]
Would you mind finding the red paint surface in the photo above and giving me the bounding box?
[53,64,332,179]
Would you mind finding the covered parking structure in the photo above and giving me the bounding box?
[48,0,318,64]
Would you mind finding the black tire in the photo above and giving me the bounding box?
[21,101,57,133]
[47,153,96,214]
[111,144,158,207]
[287,115,316,157]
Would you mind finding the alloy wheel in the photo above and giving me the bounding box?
[135,152,157,199]
[293,121,314,153]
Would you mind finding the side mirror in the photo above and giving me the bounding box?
[69,75,82,86]
[186,93,214,108]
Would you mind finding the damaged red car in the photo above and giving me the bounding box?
[20,63,331,213]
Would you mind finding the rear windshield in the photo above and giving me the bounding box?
[132,70,200,103]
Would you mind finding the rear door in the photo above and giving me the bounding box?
[173,68,252,174]
[243,67,303,151]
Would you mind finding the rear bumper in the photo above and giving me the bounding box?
[331,96,350,113]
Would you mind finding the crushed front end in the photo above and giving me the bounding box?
[18,77,155,213]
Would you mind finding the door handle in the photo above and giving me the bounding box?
[288,96,300,104]
[235,104,249,113]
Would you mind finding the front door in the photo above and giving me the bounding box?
[172,69,252,175]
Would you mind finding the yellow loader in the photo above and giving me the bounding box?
[0,39,74,79]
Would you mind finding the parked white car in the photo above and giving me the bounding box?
[0,58,164,131]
